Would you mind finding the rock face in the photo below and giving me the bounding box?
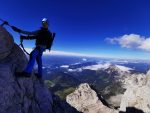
[0,26,80,113]
[0,26,53,113]
[67,72,150,113]
[0,26,14,60]
[119,70,150,113]
[66,83,118,113]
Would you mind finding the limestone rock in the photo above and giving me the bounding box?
[119,70,150,113]
[66,83,118,113]
[67,75,150,113]
[119,86,150,113]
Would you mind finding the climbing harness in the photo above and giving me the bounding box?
[19,35,30,55]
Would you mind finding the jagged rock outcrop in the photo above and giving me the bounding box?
[66,83,118,113]
[0,26,53,113]
[52,94,82,113]
[66,71,150,113]
[119,70,150,113]
[0,26,14,60]
[0,26,80,113]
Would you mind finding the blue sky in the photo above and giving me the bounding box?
[1,0,150,60]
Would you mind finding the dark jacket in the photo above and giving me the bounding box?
[21,27,53,49]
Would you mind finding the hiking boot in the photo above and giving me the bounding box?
[15,72,31,77]
[34,73,42,79]
[34,73,44,84]
[39,78,44,84]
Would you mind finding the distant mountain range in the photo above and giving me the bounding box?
[36,56,150,101]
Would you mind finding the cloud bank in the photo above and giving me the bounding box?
[25,48,88,56]
[106,34,150,51]
[25,48,111,58]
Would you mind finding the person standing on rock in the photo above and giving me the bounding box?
[11,18,55,78]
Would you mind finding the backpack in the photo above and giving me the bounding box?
[46,32,55,50]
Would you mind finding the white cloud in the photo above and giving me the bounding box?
[138,38,150,51]
[82,58,87,61]
[82,63,133,72]
[24,48,88,56]
[115,65,133,72]
[106,34,150,51]
[60,65,69,68]
[83,63,111,70]
[68,68,82,72]
[24,48,112,58]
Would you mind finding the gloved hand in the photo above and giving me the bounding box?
[3,21,9,25]
[20,35,25,40]
[11,26,21,33]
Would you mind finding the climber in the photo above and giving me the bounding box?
[11,18,55,78]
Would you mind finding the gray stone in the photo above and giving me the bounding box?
[0,26,80,113]
[0,26,53,113]
[0,26,14,60]
[66,83,118,113]
[0,43,53,113]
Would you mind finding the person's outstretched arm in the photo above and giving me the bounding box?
[11,26,39,35]
[20,35,37,40]
[20,30,39,35]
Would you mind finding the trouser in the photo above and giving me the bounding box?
[24,46,45,77]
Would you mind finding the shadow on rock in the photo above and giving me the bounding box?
[119,107,144,113]
[52,94,82,113]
